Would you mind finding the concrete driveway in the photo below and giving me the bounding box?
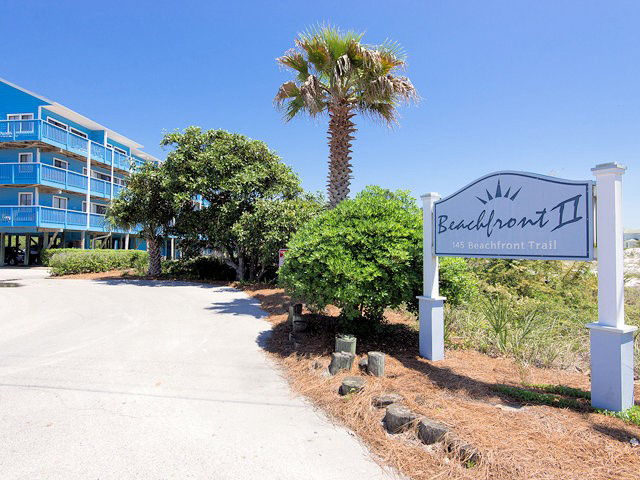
[0,268,396,479]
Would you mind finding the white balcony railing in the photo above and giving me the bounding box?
[0,119,148,173]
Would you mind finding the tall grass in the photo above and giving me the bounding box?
[445,259,640,372]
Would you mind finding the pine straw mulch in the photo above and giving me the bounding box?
[241,284,640,480]
[51,269,138,280]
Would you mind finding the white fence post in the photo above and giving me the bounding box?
[587,162,636,411]
[418,193,446,361]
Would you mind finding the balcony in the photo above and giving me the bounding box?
[0,206,137,233]
[0,120,146,173]
[0,163,119,199]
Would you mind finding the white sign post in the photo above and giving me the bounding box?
[587,163,636,411]
[418,193,445,361]
[421,164,634,412]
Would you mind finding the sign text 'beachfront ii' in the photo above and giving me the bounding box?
[433,171,593,260]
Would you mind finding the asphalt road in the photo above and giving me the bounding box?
[0,268,396,479]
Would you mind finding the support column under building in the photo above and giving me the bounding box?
[24,234,31,266]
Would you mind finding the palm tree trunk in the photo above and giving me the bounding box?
[147,236,162,277]
[327,100,356,208]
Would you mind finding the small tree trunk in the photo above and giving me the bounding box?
[327,100,357,209]
[147,236,162,277]
[236,252,245,281]
[248,256,256,282]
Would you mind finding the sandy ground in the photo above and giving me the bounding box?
[626,248,640,287]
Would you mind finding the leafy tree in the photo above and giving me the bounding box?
[275,25,418,208]
[280,186,422,335]
[232,193,325,281]
[107,163,176,276]
[162,127,319,281]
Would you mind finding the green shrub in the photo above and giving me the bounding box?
[47,249,148,276]
[279,186,422,336]
[41,248,77,266]
[162,256,236,281]
[439,257,478,305]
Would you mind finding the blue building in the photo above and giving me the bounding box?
[0,77,163,265]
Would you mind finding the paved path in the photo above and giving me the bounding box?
[0,268,396,479]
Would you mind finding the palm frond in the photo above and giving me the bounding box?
[299,75,326,115]
[275,24,417,124]
[296,37,330,76]
[274,81,300,108]
[276,49,309,82]
[360,74,419,105]
[359,101,398,126]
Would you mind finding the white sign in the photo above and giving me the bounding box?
[433,171,594,260]
[420,164,634,412]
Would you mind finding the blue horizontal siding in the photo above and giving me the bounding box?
[0,205,138,233]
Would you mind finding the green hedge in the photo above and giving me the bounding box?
[162,256,236,281]
[46,249,148,276]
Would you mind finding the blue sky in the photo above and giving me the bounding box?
[2,0,639,226]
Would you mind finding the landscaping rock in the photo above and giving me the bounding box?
[335,334,357,354]
[448,438,481,464]
[367,351,385,377]
[339,376,366,396]
[383,404,419,433]
[372,393,404,408]
[358,357,368,371]
[417,417,449,445]
[328,352,355,375]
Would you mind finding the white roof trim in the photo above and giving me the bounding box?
[132,149,160,163]
[0,76,53,104]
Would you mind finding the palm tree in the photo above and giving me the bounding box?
[275,25,418,208]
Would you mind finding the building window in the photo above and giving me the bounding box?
[83,168,111,182]
[8,113,34,133]
[18,192,33,206]
[46,117,68,131]
[94,204,107,215]
[69,127,88,139]
[82,202,108,215]
[108,144,127,156]
[52,196,68,210]
[53,158,68,169]
[18,152,33,163]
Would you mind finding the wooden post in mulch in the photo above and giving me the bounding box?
[288,303,302,326]
[289,303,307,332]
[367,352,385,377]
[335,334,356,354]
[328,352,355,375]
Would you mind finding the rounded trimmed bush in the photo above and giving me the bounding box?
[279,186,422,335]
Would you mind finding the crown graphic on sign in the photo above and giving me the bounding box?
[476,180,522,205]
